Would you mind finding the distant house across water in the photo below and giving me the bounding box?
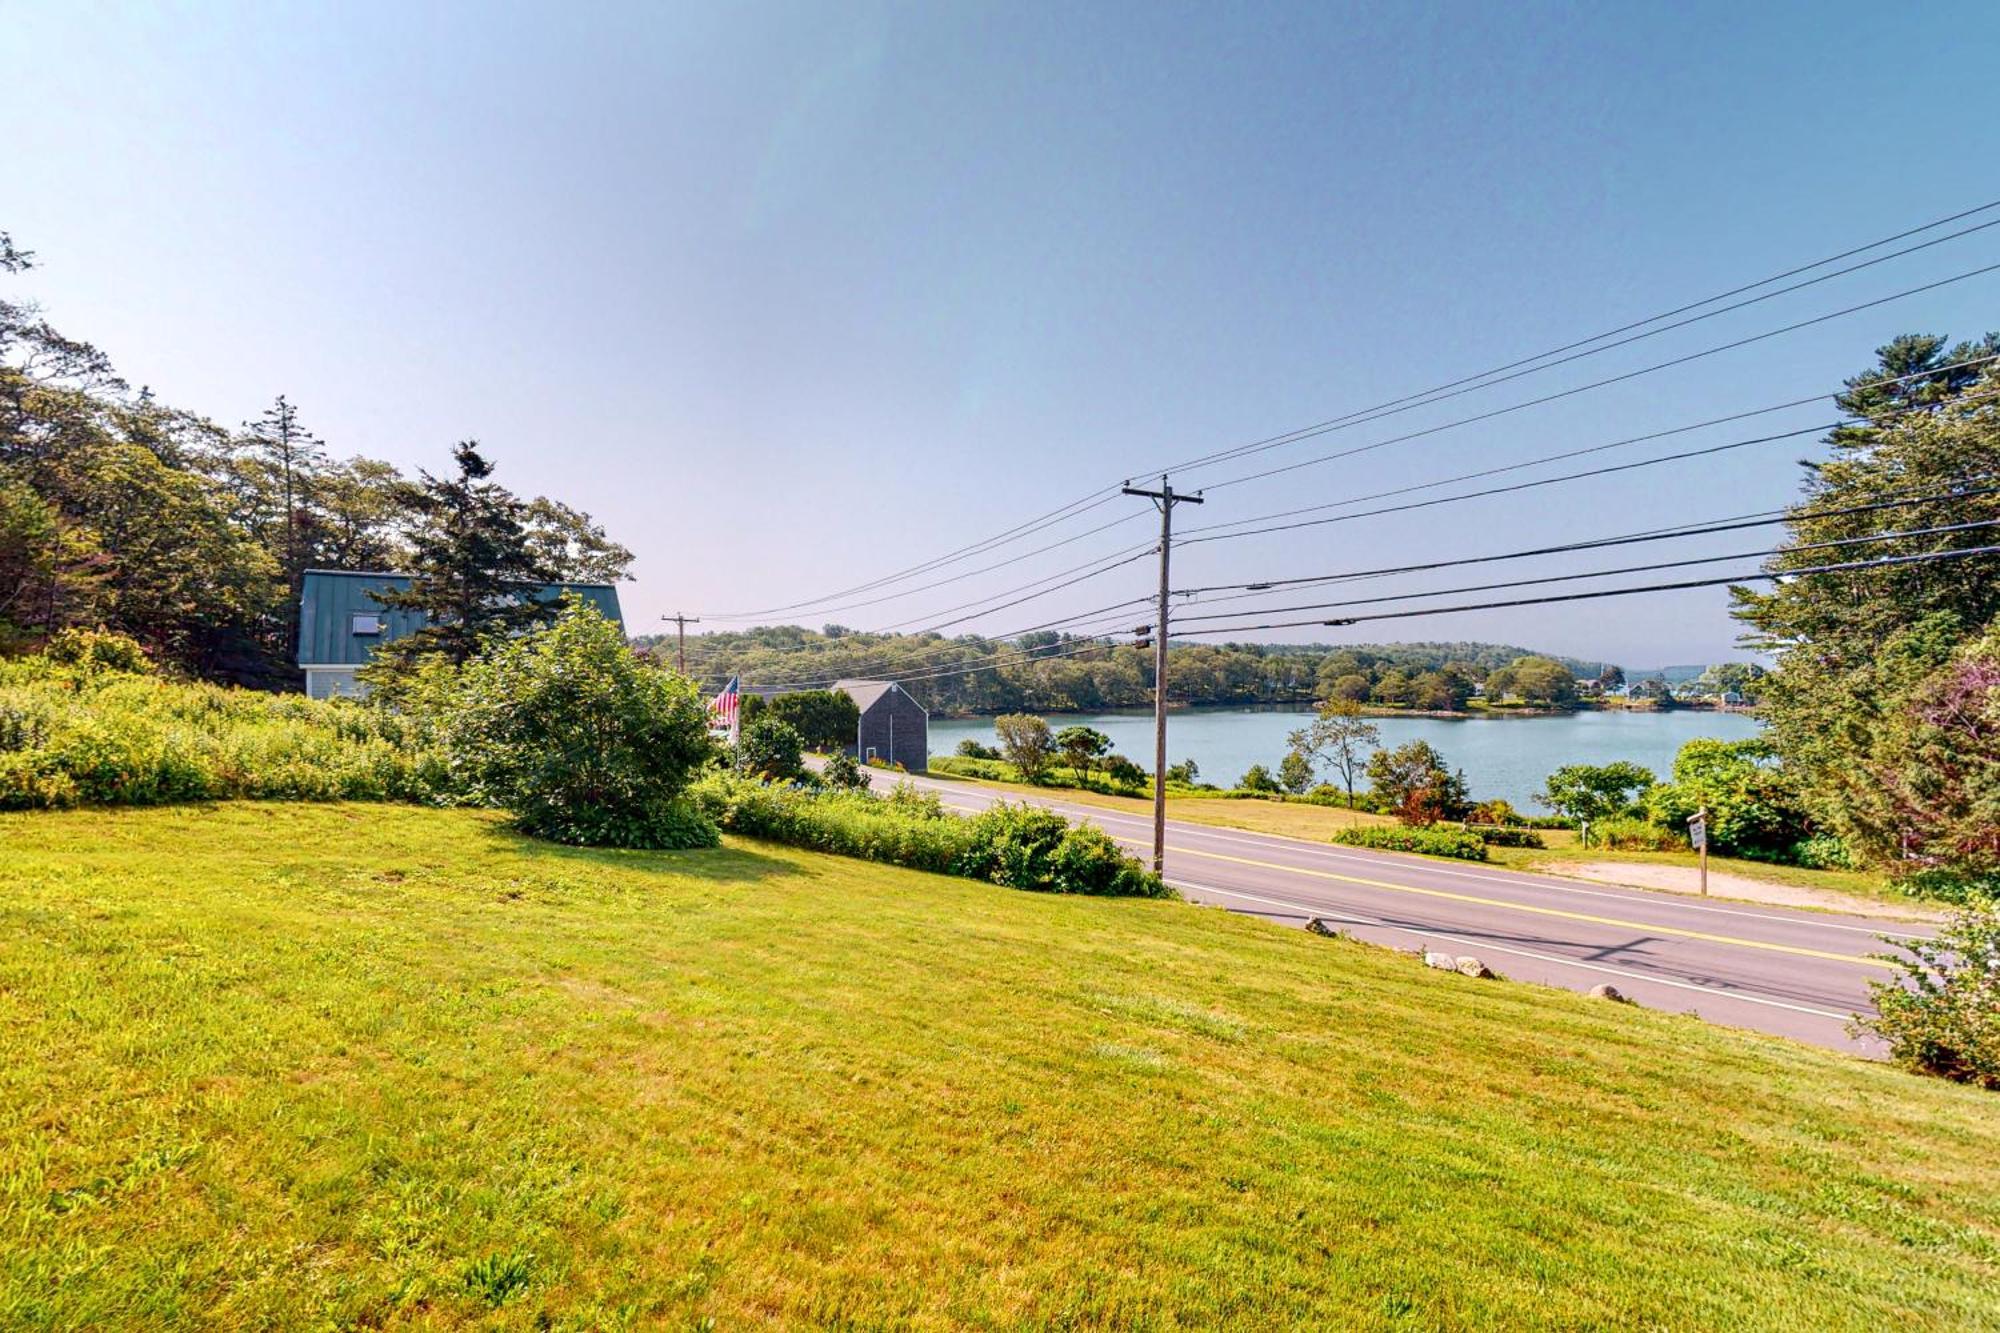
[296,569,623,699]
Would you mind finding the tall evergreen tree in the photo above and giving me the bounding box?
[364,441,557,675]
[242,396,325,587]
[1734,333,2000,872]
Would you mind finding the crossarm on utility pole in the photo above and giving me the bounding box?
[1122,478,1202,875]
[663,613,700,674]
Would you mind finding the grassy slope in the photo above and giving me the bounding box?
[2,805,1996,1330]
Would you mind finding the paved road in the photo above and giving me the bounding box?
[888,770,1924,1053]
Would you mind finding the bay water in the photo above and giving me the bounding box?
[927,706,1764,812]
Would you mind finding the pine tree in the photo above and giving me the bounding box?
[364,442,557,677]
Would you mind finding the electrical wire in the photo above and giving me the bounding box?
[1173,478,2000,597]
[1176,356,2000,544]
[1184,262,2000,495]
[1169,545,2000,638]
[1168,519,2000,624]
[1150,198,2000,479]
[1164,215,2000,483]
[690,200,2000,622]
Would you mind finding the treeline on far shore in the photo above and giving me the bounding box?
[642,629,1632,716]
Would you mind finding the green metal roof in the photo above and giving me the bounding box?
[298,570,624,667]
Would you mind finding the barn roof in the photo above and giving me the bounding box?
[834,679,928,717]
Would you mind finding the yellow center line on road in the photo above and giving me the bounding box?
[1152,842,1881,966]
[941,789,1884,966]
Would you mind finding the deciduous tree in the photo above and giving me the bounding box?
[1287,698,1380,804]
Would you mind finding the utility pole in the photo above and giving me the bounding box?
[1122,476,1202,875]
[662,613,700,673]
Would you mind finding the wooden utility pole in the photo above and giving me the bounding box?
[1122,477,1202,875]
[663,613,700,673]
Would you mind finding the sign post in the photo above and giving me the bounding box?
[1688,807,1709,897]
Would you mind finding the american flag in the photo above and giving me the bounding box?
[709,675,741,732]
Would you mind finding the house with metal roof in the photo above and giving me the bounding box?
[297,569,623,699]
[834,678,929,772]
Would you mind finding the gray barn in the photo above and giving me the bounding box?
[836,679,929,772]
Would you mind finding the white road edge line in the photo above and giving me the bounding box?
[1177,880,1858,1023]
[928,780,1921,939]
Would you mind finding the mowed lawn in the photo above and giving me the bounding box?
[3,806,1997,1329]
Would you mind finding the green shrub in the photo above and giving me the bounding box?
[822,750,870,790]
[1789,833,1855,871]
[956,802,1169,897]
[737,717,806,781]
[692,773,973,873]
[955,739,1000,760]
[432,605,718,849]
[1855,908,2000,1088]
[1330,825,1488,861]
[42,627,154,675]
[764,689,861,752]
[1239,763,1280,794]
[1592,816,1684,851]
[1895,867,2000,908]
[929,754,1013,781]
[1102,755,1146,793]
[1446,822,1545,849]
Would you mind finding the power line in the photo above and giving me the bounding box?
[1176,355,2000,545]
[1152,200,2000,480]
[691,199,2000,623]
[1174,478,2000,596]
[1168,519,2000,624]
[1163,212,2000,482]
[1169,544,2000,638]
[677,590,1156,688]
[700,487,1127,620]
[697,505,1150,624]
[1184,260,2000,495]
[705,631,1133,696]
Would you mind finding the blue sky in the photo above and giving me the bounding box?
[6,1,1997,667]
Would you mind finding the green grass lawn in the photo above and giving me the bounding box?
[3,804,1997,1329]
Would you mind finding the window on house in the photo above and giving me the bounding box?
[351,613,384,636]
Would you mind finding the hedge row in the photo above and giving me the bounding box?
[1330,825,1489,861]
[690,774,1170,897]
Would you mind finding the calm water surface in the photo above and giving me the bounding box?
[927,707,1764,811]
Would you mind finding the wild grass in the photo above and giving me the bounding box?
[0,657,443,808]
[2,803,1997,1328]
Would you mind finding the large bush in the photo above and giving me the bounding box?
[737,716,806,781]
[435,606,717,849]
[955,802,1167,897]
[1855,908,2000,1089]
[1641,738,1812,858]
[1366,740,1471,824]
[0,649,444,809]
[764,689,861,752]
[1331,825,1488,861]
